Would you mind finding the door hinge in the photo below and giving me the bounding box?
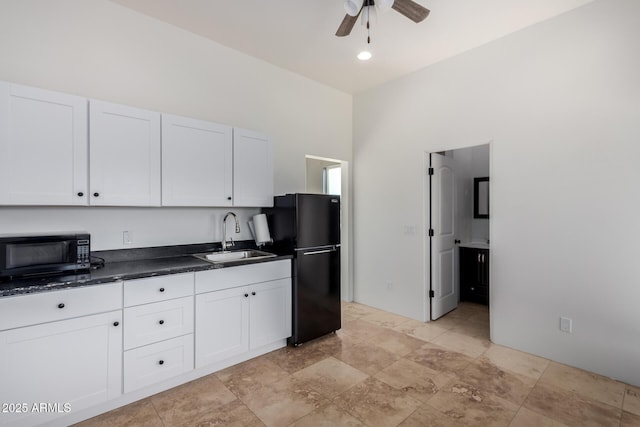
[428,229,434,237]
[429,290,435,298]
[428,167,434,175]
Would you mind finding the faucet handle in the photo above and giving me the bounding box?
[228,238,235,247]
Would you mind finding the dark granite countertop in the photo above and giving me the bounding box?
[0,241,292,298]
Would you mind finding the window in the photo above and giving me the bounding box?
[324,165,341,196]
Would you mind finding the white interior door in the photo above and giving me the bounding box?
[430,153,459,320]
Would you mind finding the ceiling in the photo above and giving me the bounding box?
[110,0,594,94]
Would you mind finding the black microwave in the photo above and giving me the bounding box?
[0,233,91,279]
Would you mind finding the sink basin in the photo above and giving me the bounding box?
[193,250,277,264]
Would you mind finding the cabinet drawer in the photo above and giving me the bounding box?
[124,296,194,350]
[124,273,194,307]
[0,282,123,331]
[195,259,290,294]
[124,334,194,393]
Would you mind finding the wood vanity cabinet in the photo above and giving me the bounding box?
[459,247,489,305]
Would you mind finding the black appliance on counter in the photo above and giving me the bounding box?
[263,193,341,346]
[0,232,91,279]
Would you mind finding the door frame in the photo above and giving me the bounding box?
[423,142,493,323]
[305,155,353,302]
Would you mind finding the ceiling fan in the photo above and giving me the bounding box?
[336,0,430,37]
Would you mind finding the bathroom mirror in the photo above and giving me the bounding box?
[474,177,489,219]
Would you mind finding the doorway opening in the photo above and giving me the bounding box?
[305,155,353,302]
[425,143,491,327]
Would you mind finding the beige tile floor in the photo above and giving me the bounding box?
[77,302,640,427]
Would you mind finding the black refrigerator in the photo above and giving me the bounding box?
[263,193,341,346]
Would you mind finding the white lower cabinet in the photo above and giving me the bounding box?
[0,310,123,427]
[124,296,194,350]
[0,261,291,426]
[195,286,249,367]
[249,279,292,349]
[195,260,292,368]
[122,275,195,393]
[123,334,194,394]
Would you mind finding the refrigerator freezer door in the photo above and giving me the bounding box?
[295,194,340,249]
[290,247,341,345]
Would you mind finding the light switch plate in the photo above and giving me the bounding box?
[560,316,572,333]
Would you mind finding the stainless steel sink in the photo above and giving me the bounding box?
[192,249,277,265]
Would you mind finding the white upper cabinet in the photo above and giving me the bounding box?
[0,81,88,205]
[162,114,233,206]
[89,100,161,206]
[0,81,273,208]
[233,128,274,207]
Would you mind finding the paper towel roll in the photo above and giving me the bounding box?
[249,214,272,245]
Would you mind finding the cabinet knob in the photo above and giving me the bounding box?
[58,303,65,309]
[454,239,461,244]
[227,196,232,201]
[244,293,249,298]
[77,192,84,197]
[158,360,164,365]
[251,291,256,296]
[159,288,165,293]
[93,192,100,197]
[159,320,165,325]
[113,321,120,327]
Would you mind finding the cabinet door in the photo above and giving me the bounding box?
[195,287,249,368]
[162,114,232,206]
[0,311,122,426]
[249,279,292,349]
[0,81,88,205]
[479,249,490,287]
[233,128,273,207]
[459,248,473,302]
[89,100,161,206]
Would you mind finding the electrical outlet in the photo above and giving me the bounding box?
[123,231,133,245]
[560,316,572,333]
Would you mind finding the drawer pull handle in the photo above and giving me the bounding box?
[251,292,256,296]
[113,321,119,327]
[58,303,65,309]
[159,320,165,325]
[244,293,249,298]
[158,360,164,365]
[159,288,165,293]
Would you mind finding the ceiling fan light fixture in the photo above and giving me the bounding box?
[377,0,395,12]
[357,50,372,61]
[361,4,377,25]
[344,0,364,17]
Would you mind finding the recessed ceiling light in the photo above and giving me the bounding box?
[357,50,372,61]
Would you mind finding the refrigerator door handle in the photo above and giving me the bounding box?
[302,249,334,256]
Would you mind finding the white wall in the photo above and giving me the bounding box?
[0,0,352,250]
[353,0,640,386]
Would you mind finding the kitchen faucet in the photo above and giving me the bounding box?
[221,212,240,252]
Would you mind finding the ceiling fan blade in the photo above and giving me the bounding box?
[391,0,430,23]
[335,8,362,37]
